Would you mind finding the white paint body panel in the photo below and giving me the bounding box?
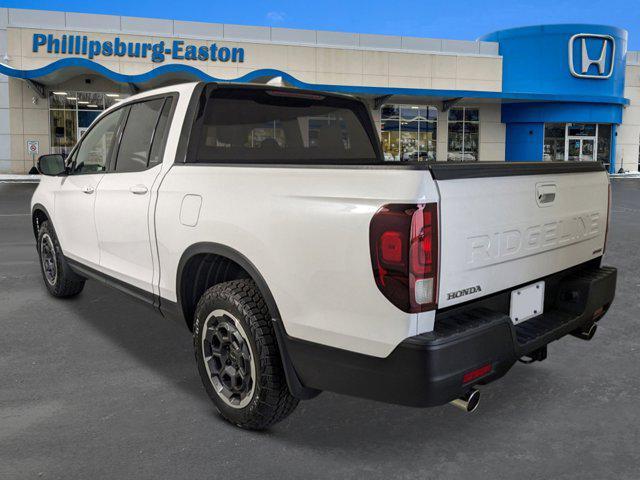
[53,172,104,268]
[94,166,162,292]
[436,171,608,308]
[156,165,439,357]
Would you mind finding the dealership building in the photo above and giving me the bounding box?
[0,7,638,173]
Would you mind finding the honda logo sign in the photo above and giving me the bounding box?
[568,33,615,79]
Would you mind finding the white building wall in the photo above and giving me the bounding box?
[8,28,502,92]
[436,108,448,162]
[478,103,505,161]
[6,78,50,174]
[0,8,11,173]
[617,60,640,172]
[0,75,9,173]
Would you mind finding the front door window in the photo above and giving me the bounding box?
[71,108,126,174]
[49,90,129,157]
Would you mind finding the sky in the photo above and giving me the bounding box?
[2,0,640,49]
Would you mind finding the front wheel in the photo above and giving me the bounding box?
[193,279,299,430]
[37,221,85,298]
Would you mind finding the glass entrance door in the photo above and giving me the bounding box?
[566,136,596,162]
[567,138,580,161]
[544,123,612,168]
[581,138,595,161]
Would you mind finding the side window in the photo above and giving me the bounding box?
[114,98,165,173]
[72,108,125,174]
[148,97,174,168]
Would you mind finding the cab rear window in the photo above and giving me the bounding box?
[190,87,381,164]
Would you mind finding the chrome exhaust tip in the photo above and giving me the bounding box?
[449,389,480,413]
[571,323,598,341]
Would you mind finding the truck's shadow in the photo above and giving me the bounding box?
[274,365,555,453]
[62,281,207,402]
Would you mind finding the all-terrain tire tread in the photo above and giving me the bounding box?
[194,279,299,429]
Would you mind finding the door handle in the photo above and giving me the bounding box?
[81,185,95,194]
[129,184,148,195]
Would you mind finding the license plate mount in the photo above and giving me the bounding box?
[510,281,545,325]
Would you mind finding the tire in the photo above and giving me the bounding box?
[194,279,299,430]
[37,221,85,298]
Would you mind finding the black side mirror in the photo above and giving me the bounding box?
[37,154,66,176]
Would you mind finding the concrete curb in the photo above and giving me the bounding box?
[0,174,42,183]
[610,173,640,179]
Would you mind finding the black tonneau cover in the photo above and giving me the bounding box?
[427,161,605,180]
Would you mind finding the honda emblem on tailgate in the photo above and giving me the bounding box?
[447,285,482,301]
[568,33,615,79]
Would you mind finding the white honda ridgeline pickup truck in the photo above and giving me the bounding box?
[32,82,617,429]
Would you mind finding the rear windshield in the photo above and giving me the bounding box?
[190,88,381,164]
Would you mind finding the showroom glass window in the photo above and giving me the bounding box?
[49,91,129,156]
[596,125,612,171]
[380,105,438,161]
[447,107,479,161]
[543,123,611,169]
[543,123,566,161]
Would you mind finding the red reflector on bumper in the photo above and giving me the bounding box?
[462,364,492,384]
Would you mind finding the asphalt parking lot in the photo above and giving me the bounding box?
[1,179,639,479]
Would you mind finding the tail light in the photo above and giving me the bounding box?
[603,181,612,254]
[369,203,439,313]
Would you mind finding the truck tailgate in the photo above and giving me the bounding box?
[432,163,609,309]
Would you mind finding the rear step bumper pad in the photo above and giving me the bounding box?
[283,265,617,407]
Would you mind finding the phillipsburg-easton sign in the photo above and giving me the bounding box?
[32,33,245,64]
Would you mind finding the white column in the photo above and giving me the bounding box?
[0,10,11,173]
[478,103,506,161]
[436,107,448,161]
[617,63,640,172]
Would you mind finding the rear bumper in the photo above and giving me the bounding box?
[284,262,617,407]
